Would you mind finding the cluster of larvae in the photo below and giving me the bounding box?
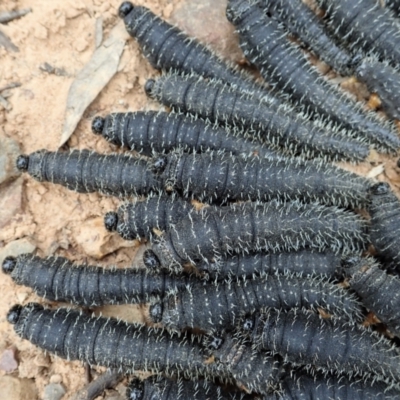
[4,0,400,398]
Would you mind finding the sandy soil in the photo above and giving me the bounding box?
[0,0,399,399]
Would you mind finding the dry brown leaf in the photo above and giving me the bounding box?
[59,21,128,147]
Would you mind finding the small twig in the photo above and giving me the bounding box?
[0,8,32,24]
[0,29,18,52]
[71,369,124,400]
[0,82,21,92]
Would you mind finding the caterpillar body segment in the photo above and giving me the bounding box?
[8,303,225,380]
[195,249,341,279]
[343,256,400,337]
[260,0,356,76]
[226,0,400,154]
[119,2,276,104]
[16,150,162,198]
[155,151,372,208]
[316,0,400,66]
[248,308,400,384]
[355,59,400,121]
[368,182,400,269]
[207,333,285,395]
[93,111,276,159]
[383,0,400,17]
[149,274,363,332]
[269,371,400,400]
[147,73,371,162]
[127,376,253,400]
[109,195,195,240]
[150,201,369,271]
[2,254,191,307]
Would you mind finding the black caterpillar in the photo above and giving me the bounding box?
[246,308,400,385]
[92,111,276,158]
[16,150,161,197]
[153,151,372,208]
[268,371,400,400]
[207,333,284,395]
[315,0,400,66]
[146,73,371,163]
[1,254,192,307]
[126,376,253,400]
[193,249,342,279]
[7,303,226,381]
[105,194,195,240]
[149,274,363,332]
[368,182,400,270]
[226,0,400,154]
[343,256,400,338]
[150,200,368,270]
[355,59,400,121]
[118,2,276,104]
[260,0,357,76]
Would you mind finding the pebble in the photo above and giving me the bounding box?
[43,383,66,400]
[0,376,37,400]
[171,0,242,62]
[0,347,18,373]
[0,238,36,268]
[0,134,20,186]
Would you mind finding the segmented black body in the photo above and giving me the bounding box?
[195,249,341,279]
[147,74,370,162]
[261,0,356,76]
[18,150,161,197]
[120,3,277,104]
[127,376,252,400]
[96,111,276,158]
[156,151,372,208]
[10,303,224,380]
[355,59,400,121]
[226,0,400,154]
[151,274,362,332]
[208,333,284,395]
[3,254,191,307]
[269,371,400,400]
[112,195,195,240]
[384,0,400,17]
[316,0,400,66]
[343,257,400,337]
[151,201,368,270]
[249,308,400,384]
[368,183,400,268]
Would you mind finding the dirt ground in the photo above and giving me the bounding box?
[0,0,400,399]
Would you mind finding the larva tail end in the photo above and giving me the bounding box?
[242,316,255,332]
[2,256,16,275]
[16,155,29,171]
[7,305,23,325]
[104,212,118,232]
[143,250,161,270]
[127,378,144,400]
[149,302,163,323]
[152,156,168,174]
[118,2,134,19]
[370,182,390,195]
[91,116,105,135]
[341,255,362,278]
[144,79,155,97]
